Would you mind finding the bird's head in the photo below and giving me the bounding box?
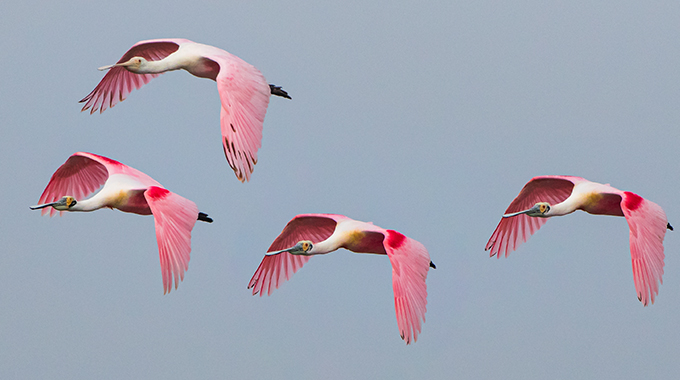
[265,240,315,257]
[98,57,148,73]
[289,240,314,255]
[30,196,77,211]
[503,202,551,218]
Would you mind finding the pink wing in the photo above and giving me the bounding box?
[213,52,271,182]
[384,230,432,344]
[144,186,199,294]
[79,39,188,113]
[36,152,161,217]
[485,176,582,258]
[620,191,669,306]
[36,152,110,216]
[248,214,346,296]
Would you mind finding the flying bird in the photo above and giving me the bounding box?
[248,214,435,344]
[80,38,291,182]
[485,175,672,306]
[30,152,213,294]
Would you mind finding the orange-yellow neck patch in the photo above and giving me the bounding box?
[109,190,129,207]
[346,230,366,244]
[582,192,603,208]
[342,230,388,255]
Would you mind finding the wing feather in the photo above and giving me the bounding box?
[36,152,162,216]
[485,176,581,257]
[384,230,431,344]
[79,40,183,113]
[248,214,343,296]
[214,52,271,182]
[621,192,668,306]
[36,152,111,217]
[144,186,199,294]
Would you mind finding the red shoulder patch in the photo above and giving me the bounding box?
[146,186,170,201]
[624,191,643,211]
[386,230,407,249]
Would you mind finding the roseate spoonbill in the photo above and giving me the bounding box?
[248,214,436,344]
[80,38,291,182]
[485,175,672,306]
[30,152,213,294]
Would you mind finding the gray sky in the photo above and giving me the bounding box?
[2,1,679,379]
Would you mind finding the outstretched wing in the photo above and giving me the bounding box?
[79,39,189,113]
[248,214,345,296]
[36,152,162,217]
[213,51,272,182]
[621,191,668,306]
[384,230,432,345]
[144,186,199,294]
[485,176,581,258]
[36,152,111,216]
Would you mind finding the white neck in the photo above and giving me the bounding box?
[307,237,343,255]
[545,196,580,217]
[69,197,107,212]
[136,57,184,74]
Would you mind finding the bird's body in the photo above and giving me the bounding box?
[80,38,291,182]
[68,174,154,215]
[31,152,212,293]
[486,175,671,305]
[248,214,435,344]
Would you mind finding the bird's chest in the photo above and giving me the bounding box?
[107,190,130,207]
[109,190,152,215]
[186,57,220,81]
[579,192,624,216]
[341,230,387,255]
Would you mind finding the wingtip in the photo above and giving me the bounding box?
[233,168,247,183]
[668,222,673,231]
[247,280,263,296]
[429,261,436,269]
[401,334,413,345]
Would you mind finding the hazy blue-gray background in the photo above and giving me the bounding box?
[1,1,679,379]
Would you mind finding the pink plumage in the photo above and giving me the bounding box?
[32,152,212,294]
[248,214,340,296]
[80,38,290,182]
[486,175,671,306]
[485,176,583,258]
[248,214,434,344]
[37,152,159,217]
[79,40,183,113]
